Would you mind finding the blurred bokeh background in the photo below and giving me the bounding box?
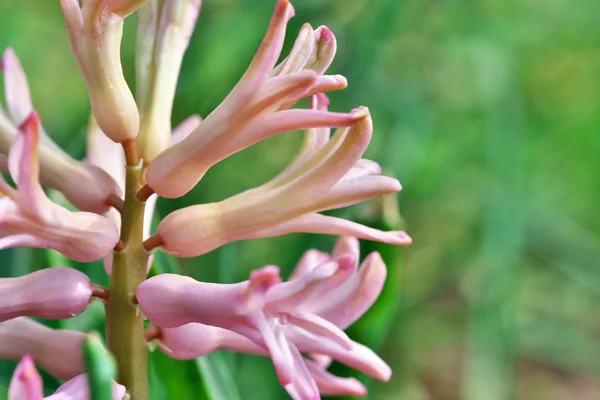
[1,0,600,399]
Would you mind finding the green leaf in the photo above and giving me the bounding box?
[83,334,117,400]
[195,353,242,400]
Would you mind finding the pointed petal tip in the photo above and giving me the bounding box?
[351,106,370,119]
[18,111,41,135]
[275,0,295,20]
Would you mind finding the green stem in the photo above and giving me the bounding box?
[107,162,149,400]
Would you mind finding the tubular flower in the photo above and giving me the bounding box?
[0,267,92,323]
[0,48,122,213]
[150,105,410,257]
[0,318,85,380]
[0,113,119,262]
[8,356,126,400]
[138,237,391,399]
[144,0,355,198]
[136,0,201,162]
[60,0,144,143]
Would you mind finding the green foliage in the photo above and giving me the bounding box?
[0,0,599,398]
[83,335,118,400]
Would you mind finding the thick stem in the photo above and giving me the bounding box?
[107,162,149,400]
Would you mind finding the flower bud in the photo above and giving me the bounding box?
[61,0,139,143]
[136,0,201,162]
[0,318,85,380]
[8,355,42,400]
[0,268,92,323]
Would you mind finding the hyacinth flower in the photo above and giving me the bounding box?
[142,0,358,199]
[0,48,122,213]
[0,0,410,398]
[0,318,86,381]
[145,99,410,257]
[8,356,125,400]
[0,113,119,262]
[137,237,390,398]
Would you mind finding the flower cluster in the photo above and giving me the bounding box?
[0,0,410,399]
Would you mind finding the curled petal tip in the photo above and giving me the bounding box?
[250,266,282,292]
[316,26,335,43]
[334,252,358,271]
[0,47,15,70]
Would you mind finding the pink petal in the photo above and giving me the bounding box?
[1,48,33,125]
[223,0,295,113]
[289,329,391,381]
[288,249,330,280]
[170,115,202,145]
[8,112,50,221]
[285,311,353,351]
[136,274,251,328]
[314,175,402,211]
[8,355,43,400]
[49,374,126,400]
[266,259,338,309]
[331,236,360,262]
[271,23,315,77]
[251,313,295,385]
[158,323,263,360]
[305,359,367,397]
[0,318,85,380]
[261,213,412,246]
[283,342,320,400]
[307,26,337,74]
[0,267,91,323]
[316,252,388,330]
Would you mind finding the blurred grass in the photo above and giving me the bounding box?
[1,0,600,399]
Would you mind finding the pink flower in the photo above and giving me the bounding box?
[138,236,391,399]
[0,48,122,213]
[8,356,126,400]
[0,267,92,323]
[60,0,143,143]
[0,318,85,381]
[144,0,355,198]
[0,113,119,262]
[149,102,410,257]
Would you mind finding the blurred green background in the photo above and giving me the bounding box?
[1,0,600,399]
